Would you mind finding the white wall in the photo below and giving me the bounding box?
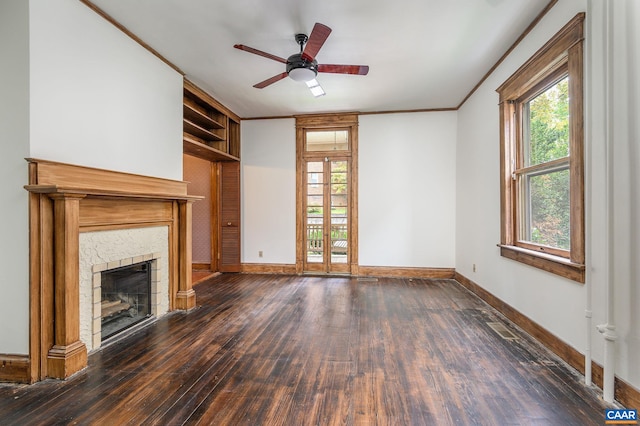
[241,119,297,264]
[456,0,587,349]
[0,0,184,356]
[457,0,640,392]
[241,113,457,269]
[359,112,457,267]
[0,0,31,354]
[589,0,640,387]
[28,0,184,180]
[618,0,640,388]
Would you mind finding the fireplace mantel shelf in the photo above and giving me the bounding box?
[24,184,203,202]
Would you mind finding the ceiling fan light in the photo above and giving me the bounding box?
[309,85,326,97]
[288,67,317,82]
[306,79,325,97]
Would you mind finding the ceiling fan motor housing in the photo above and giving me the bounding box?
[287,53,318,82]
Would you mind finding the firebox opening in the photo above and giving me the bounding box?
[101,260,152,341]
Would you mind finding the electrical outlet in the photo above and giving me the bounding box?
[258,251,263,258]
[473,263,477,273]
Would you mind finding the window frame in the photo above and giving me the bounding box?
[515,69,570,258]
[496,13,585,283]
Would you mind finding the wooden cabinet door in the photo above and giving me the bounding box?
[219,162,241,272]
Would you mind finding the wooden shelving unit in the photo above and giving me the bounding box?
[183,79,241,162]
[182,79,242,275]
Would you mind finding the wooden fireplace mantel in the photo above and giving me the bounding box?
[24,158,202,383]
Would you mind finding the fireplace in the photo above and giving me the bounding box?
[81,229,168,352]
[88,249,164,349]
[23,158,199,383]
[100,260,152,341]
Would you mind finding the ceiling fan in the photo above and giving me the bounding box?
[234,23,369,97]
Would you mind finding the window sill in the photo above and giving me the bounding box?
[498,244,585,283]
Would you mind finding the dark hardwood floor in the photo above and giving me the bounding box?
[0,274,612,425]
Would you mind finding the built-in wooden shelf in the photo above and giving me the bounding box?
[183,133,239,162]
[183,103,224,130]
[184,119,224,142]
[183,79,240,162]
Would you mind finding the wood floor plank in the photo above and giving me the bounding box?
[0,274,615,425]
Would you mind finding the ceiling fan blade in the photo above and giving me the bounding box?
[253,72,288,89]
[318,64,369,75]
[301,23,331,62]
[234,44,287,64]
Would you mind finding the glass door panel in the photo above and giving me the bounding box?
[305,161,324,268]
[303,158,350,273]
[330,160,348,266]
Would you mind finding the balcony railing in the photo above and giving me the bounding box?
[306,223,348,254]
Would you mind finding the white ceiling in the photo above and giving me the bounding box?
[89,0,550,118]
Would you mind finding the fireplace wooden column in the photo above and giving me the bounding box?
[47,193,88,379]
[176,200,196,310]
[24,158,202,383]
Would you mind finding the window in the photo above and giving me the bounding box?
[497,14,585,282]
[305,129,349,152]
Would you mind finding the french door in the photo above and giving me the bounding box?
[296,114,358,275]
[303,157,351,273]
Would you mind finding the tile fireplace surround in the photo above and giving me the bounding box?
[8,158,202,384]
